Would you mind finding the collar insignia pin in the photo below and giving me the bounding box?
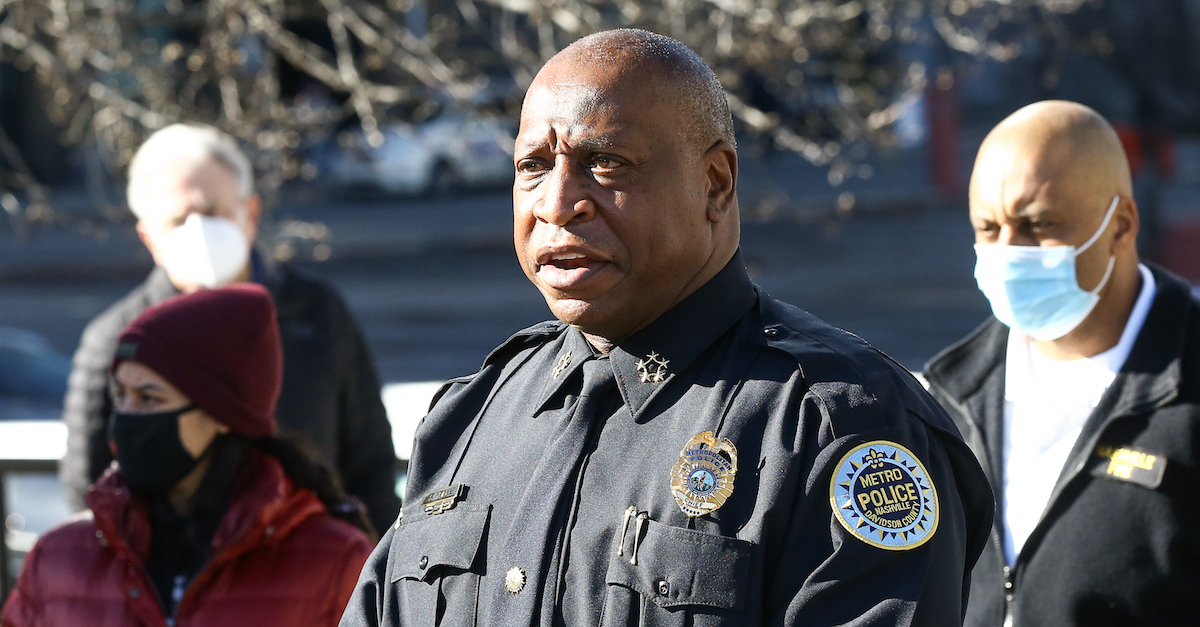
[635,352,670,384]
[670,431,738,517]
[552,350,572,379]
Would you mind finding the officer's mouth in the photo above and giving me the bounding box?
[536,250,610,290]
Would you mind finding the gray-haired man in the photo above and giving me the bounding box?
[62,124,401,534]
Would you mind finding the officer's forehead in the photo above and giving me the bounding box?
[517,62,676,147]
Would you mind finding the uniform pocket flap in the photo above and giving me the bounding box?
[605,518,754,611]
[390,506,490,583]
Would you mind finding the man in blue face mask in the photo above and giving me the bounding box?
[923,100,1200,627]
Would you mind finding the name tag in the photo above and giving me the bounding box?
[1090,445,1165,489]
[422,484,467,515]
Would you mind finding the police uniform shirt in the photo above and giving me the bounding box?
[340,251,993,627]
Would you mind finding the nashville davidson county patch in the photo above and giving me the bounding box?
[830,441,939,550]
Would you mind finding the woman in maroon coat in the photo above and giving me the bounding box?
[2,285,375,627]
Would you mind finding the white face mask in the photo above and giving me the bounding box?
[157,213,251,288]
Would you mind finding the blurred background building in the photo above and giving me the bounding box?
[0,0,1198,598]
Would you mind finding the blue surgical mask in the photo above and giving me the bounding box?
[973,195,1120,341]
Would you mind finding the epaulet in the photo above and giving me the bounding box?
[752,293,879,385]
[751,291,960,439]
[481,320,566,367]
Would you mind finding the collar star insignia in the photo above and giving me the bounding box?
[551,350,572,379]
[635,352,670,384]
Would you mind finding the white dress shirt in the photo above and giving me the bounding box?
[1001,263,1156,565]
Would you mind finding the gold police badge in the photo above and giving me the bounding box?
[830,441,938,550]
[670,431,738,518]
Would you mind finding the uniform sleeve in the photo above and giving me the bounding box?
[331,299,403,542]
[338,525,395,627]
[766,393,982,626]
[60,318,119,512]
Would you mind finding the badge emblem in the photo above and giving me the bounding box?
[830,441,938,550]
[670,431,737,517]
[551,350,572,379]
[635,352,670,383]
[1091,444,1165,489]
[503,567,526,594]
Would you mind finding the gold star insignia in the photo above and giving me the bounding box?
[635,352,670,384]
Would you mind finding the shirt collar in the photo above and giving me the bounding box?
[611,250,757,419]
[533,250,757,420]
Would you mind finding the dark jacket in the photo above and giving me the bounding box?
[341,253,993,627]
[923,263,1200,627]
[61,258,401,533]
[2,453,373,627]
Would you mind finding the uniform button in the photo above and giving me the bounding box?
[1002,566,1010,575]
[419,555,429,569]
[1006,593,1014,602]
[763,327,779,338]
[265,526,274,537]
[656,580,669,596]
[128,588,140,598]
[504,567,526,594]
[1004,581,1013,589]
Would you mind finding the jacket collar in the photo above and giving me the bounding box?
[86,451,324,566]
[145,265,181,302]
[923,316,1008,408]
[533,250,757,421]
[1096,262,1188,418]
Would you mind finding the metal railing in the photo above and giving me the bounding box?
[0,381,438,602]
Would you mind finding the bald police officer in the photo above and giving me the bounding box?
[924,101,1200,626]
[342,29,992,627]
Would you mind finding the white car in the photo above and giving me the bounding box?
[324,108,515,195]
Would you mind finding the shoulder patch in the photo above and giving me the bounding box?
[830,441,938,550]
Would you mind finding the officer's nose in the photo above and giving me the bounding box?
[533,157,596,227]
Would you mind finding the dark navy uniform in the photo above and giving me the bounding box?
[341,252,993,627]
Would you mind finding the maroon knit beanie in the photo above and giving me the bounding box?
[111,284,282,438]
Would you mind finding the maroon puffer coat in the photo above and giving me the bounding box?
[1,452,373,627]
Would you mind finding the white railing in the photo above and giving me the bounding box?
[0,381,442,598]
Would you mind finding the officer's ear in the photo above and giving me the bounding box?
[704,140,738,224]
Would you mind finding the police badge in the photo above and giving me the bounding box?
[670,431,738,517]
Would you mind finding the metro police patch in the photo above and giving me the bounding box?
[830,441,939,551]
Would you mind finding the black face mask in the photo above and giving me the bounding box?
[109,405,209,494]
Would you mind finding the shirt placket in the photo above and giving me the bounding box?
[481,356,618,626]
